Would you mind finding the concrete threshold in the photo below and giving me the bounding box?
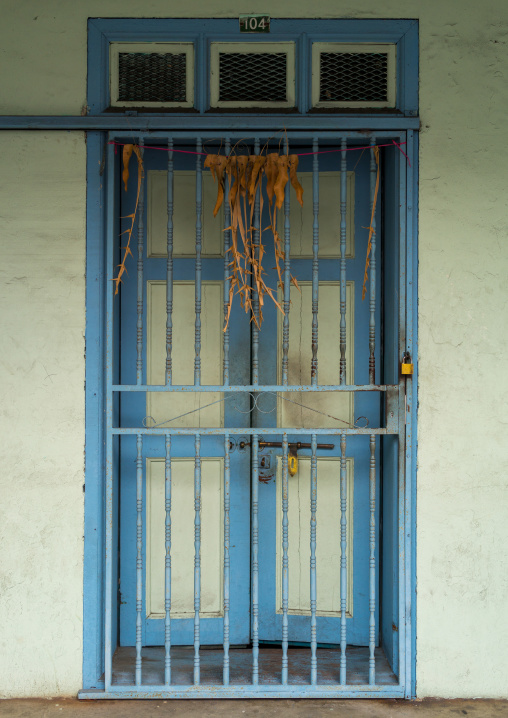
[0,698,507,718]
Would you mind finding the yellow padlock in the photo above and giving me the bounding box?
[401,352,413,375]
[288,452,298,476]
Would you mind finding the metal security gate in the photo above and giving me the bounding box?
[82,128,415,699]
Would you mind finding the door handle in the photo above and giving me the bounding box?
[258,441,335,476]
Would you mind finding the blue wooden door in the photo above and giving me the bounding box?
[253,148,381,647]
[118,141,380,650]
[119,146,252,647]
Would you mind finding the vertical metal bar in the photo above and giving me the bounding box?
[164,434,172,685]
[251,433,259,685]
[369,139,377,385]
[369,434,376,684]
[340,433,347,684]
[251,137,260,386]
[223,434,230,685]
[136,145,145,385]
[194,138,203,386]
[135,433,143,686]
[339,137,347,385]
[165,139,174,385]
[406,130,416,698]
[404,129,416,697]
[398,131,408,692]
[104,141,115,690]
[281,435,289,685]
[194,433,201,684]
[311,137,319,386]
[310,434,318,685]
[282,139,291,386]
[223,138,231,386]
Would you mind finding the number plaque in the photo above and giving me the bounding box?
[239,14,270,33]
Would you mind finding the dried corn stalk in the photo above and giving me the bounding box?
[205,152,304,331]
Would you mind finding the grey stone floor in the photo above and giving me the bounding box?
[0,699,507,718]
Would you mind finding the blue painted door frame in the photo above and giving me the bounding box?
[82,16,418,698]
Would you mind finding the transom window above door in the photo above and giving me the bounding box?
[87,18,418,116]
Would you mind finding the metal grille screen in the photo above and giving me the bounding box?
[219,53,287,102]
[118,52,187,103]
[319,52,389,103]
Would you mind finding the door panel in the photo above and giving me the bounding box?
[275,456,354,617]
[147,280,224,427]
[278,281,354,428]
[146,457,224,619]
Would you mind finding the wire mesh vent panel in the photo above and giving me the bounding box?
[219,53,287,102]
[320,52,389,103]
[118,53,187,103]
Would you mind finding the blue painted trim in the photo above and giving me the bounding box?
[86,17,418,117]
[87,19,109,113]
[0,116,420,130]
[104,140,117,690]
[407,130,419,699]
[83,131,106,690]
[398,21,419,116]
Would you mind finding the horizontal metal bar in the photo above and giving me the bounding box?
[112,384,393,393]
[0,116,420,131]
[112,427,397,436]
[110,129,411,142]
[259,441,334,450]
[79,685,405,699]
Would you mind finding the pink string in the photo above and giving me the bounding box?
[392,140,411,167]
[107,139,408,160]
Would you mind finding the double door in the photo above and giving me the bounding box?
[118,141,381,649]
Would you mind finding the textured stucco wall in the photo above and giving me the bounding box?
[0,0,507,699]
[0,132,86,697]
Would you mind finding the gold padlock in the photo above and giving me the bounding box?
[288,450,298,476]
[401,352,414,375]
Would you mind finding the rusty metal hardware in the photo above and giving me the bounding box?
[258,441,335,477]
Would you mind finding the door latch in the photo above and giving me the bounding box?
[258,441,334,476]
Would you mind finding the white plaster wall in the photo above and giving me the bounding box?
[0,133,86,697]
[0,0,507,699]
